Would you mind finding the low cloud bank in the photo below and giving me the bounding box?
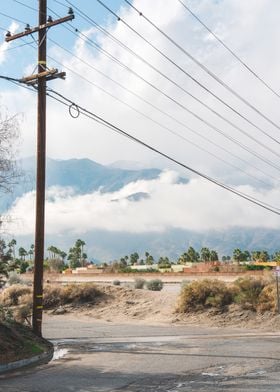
[4,171,280,236]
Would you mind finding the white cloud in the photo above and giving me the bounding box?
[0,1,278,179]
[0,22,19,65]
[4,171,280,236]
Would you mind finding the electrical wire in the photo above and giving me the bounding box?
[1,40,34,52]
[1,71,279,215]
[49,32,280,172]
[43,42,276,187]
[57,4,280,159]
[0,11,27,26]
[118,0,280,132]
[47,39,280,180]
[45,87,280,216]
[48,1,280,176]
[3,4,279,179]
[44,16,280,172]
[177,0,280,100]
[47,4,280,168]
[45,43,279,186]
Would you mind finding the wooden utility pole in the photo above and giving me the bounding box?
[6,1,74,336]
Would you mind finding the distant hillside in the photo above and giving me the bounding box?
[0,157,178,212]
[16,227,280,262]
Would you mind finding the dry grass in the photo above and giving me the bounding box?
[0,285,32,306]
[177,277,278,314]
[257,283,277,313]
[43,283,102,309]
[233,277,268,311]
[0,283,102,311]
[177,279,234,312]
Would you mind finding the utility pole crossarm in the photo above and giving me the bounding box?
[20,68,58,83]
[5,14,74,42]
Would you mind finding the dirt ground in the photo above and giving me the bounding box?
[46,283,280,331]
[0,323,52,364]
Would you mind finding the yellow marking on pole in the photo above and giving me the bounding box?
[36,295,43,298]
[38,60,46,64]
[36,306,43,309]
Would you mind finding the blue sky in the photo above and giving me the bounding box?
[0,0,123,78]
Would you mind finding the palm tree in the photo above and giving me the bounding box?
[75,239,86,265]
[28,244,35,261]
[8,239,17,260]
[200,247,211,262]
[18,247,28,261]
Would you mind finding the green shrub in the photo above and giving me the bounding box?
[146,279,163,291]
[113,280,121,286]
[233,277,267,311]
[177,279,234,313]
[134,278,146,289]
[244,265,272,271]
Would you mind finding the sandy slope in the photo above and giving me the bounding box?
[46,284,280,331]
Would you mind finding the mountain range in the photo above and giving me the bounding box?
[1,157,279,261]
[0,157,174,212]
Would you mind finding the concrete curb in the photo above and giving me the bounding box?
[0,345,54,374]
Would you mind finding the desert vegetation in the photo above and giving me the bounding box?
[177,277,277,314]
[0,283,102,324]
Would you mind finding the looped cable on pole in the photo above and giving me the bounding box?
[69,102,80,118]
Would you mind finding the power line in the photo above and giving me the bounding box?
[48,30,280,172]
[6,3,280,178]
[48,3,280,176]
[121,0,280,134]
[45,44,279,186]
[61,3,280,160]
[39,7,280,174]
[45,87,280,216]
[177,0,280,101]
[43,43,276,188]
[1,70,279,213]
[46,4,280,169]
[12,0,38,13]
[0,10,27,25]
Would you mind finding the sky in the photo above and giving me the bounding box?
[1,0,280,238]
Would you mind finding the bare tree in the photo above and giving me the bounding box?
[0,112,20,193]
[0,112,20,285]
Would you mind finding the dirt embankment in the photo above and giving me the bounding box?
[46,284,280,331]
[0,323,52,365]
[48,284,177,324]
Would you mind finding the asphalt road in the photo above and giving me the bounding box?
[1,316,280,391]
